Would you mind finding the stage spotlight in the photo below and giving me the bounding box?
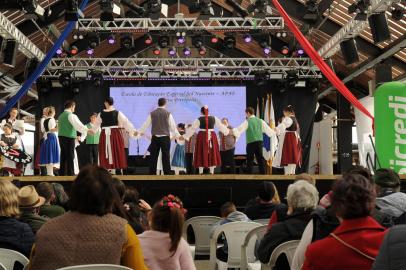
[297,48,305,56]
[281,46,289,55]
[168,46,177,56]
[87,32,99,49]
[259,34,271,49]
[224,33,236,49]
[243,34,252,43]
[37,78,51,94]
[153,46,161,55]
[18,0,45,18]
[392,4,404,21]
[285,70,298,88]
[340,38,359,65]
[86,48,94,56]
[199,46,207,56]
[303,0,319,23]
[100,0,121,21]
[308,79,320,93]
[211,36,219,44]
[176,32,186,44]
[192,35,203,48]
[107,34,116,44]
[59,71,72,87]
[263,46,271,55]
[183,47,191,56]
[71,79,81,94]
[65,0,79,21]
[121,34,134,49]
[348,0,370,20]
[73,33,83,40]
[90,70,103,87]
[254,71,270,86]
[188,0,214,19]
[158,35,169,48]
[144,34,153,45]
[69,45,78,55]
[276,32,288,38]
[56,48,63,57]
[368,12,390,43]
[247,0,272,18]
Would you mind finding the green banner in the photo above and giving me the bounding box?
[375,82,406,173]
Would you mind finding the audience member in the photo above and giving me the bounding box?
[138,194,196,270]
[36,182,65,218]
[372,225,406,270]
[302,174,387,270]
[258,180,318,269]
[51,183,69,210]
[29,165,148,270]
[372,169,406,227]
[245,181,279,220]
[18,185,48,234]
[124,186,150,230]
[295,173,316,186]
[0,180,34,257]
[212,202,251,262]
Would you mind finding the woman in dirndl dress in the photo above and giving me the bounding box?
[94,97,136,173]
[39,106,60,176]
[171,123,186,175]
[185,106,229,174]
[274,105,302,175]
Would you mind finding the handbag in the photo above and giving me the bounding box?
[330,233,375,261]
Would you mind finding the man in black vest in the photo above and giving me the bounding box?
[138,98,180,175]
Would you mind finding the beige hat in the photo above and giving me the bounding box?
[18,185,45,209]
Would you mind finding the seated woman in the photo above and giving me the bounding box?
[302,174,387,270]
[257,180,319,269]
[29,165,148,270]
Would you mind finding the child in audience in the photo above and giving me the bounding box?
[171,123,186,175]
[138,194,196,270]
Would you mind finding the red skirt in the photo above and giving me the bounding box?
[280,132,302,166]
[193,131,221,168]
[98,128,127,169]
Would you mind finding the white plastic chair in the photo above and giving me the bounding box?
[0,262,5,270]
[261,240,300,270]
[183,216,222,258]
[209,221,262,270]
[240,225,268,270]
[253,219,269,225]
[0,248,29,270]
[57,264,132,270]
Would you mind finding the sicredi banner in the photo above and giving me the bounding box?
[375,82,406,173]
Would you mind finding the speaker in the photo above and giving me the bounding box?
[375,63,392,85]
[368,12,391,43]
[2,39,18,67]
[340,38,359,65]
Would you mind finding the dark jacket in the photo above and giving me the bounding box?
[19,211,48,234]
[0,216,34,257]
[245,199,277,220]
[311,207,340,242]
[258,209,312,265]
[373,225,406,270]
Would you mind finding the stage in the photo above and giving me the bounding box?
[5,174,406,217]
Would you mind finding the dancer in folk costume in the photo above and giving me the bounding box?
[218,118,236,174]
[185,106,229,174]
[171,123,186,175]
[94,97,136,172]
[274,105,302,175]
[0,124,23,175]
[35,107,50,175]
[85,113,101,165]
[185,124,196,175]
[39,106,60,176]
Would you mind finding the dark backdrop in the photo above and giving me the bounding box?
[38,80,317,172]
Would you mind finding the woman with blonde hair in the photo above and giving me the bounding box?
[0,180,34,256]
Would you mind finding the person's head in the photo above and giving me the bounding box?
[286,180,319,213]
[52,183,69,207]
[245,107,255,117]
[64,100,76,112]
[332,173,376,220]
[177,123,185,132]
[283,105,295,117]
[104,97,114,108]
[9,108,18,119]
[295,173,316,186]
[151,195,186,254]
[90,113,97,123]
[200,106,208,115]
[221,118,229,126]
[112,177,126,201]
[36,182,55,204]
[0,180,20,217]
[374,168,401,195]
[18,185,45,214]
[123,186,140,204]
[345,165,373,183]
[257,181,275,203]
[69,165,118,216]
[158,98,167,107]
[220,201,236,218]
[47,106,55,118]
[3,123,12,135]
[42,107,49,117]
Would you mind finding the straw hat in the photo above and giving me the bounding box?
[18,185,45,209]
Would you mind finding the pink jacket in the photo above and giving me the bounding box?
[138,230,196,270]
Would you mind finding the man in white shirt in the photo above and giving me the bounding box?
[138,98,180,175]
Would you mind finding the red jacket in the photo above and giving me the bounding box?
[302,216,387,270]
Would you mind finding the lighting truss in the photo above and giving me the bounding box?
[42,57,322,79]
[318,0,400,58]
[0,12,45,60]
[76,17,284,32]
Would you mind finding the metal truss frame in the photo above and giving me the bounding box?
[76,17,284,32]
[317,0,400,58]
[42,57,322,79]
[0,12,45,61]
